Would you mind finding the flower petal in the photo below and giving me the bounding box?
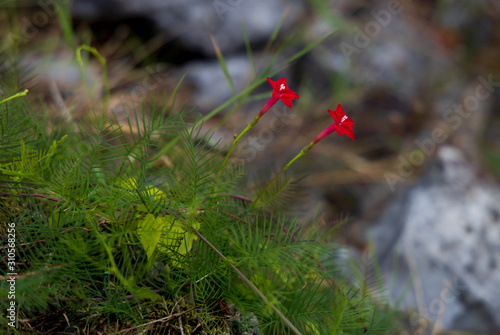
[266,77,300,109]
[266,77,277,90]
[281,98,294,108]
[282,90,300,99]
[345,128,355,141]
[275,77,288,91]
[327,105,355,140]
[328,105,344,123]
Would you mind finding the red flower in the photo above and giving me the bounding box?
[313,104,355,143]
[258,77,300,116]
[267,77,300,108]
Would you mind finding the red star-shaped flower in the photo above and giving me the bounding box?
[267,77,300,108]
[313,104,355,143]
[258,77,300,116]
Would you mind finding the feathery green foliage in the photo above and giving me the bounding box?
[0,87,390,333]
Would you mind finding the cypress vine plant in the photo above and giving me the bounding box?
[0,75,388,334]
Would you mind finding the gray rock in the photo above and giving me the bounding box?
[310,2,451,101]
[20,52,100,93]
[368,145,500,333]
[180,55,253,111]
[71,0,304,55]
[18,52,102,121]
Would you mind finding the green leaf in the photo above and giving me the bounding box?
[177,228,197,255]
[158,221,197,256]
[137,214,164,261]
[54,1,75,49]
[240,20,255,76]
[137,213,198,265]
[121,177,166,203]
[211,34,234,93]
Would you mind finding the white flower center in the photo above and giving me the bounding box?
[340,115,348,122]
[280,84,286,91]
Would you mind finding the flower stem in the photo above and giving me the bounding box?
[216,114,261,179]
[192,228,302,335]
[253,142,314,207]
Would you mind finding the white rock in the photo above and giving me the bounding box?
[368,145,500,333]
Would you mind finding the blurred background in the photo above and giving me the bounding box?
[2,0,500,333]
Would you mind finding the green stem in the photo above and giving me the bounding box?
[0,89,28,105]
[253,142,314,207]
[192,228,302,335]
[76,44,110,114]
[216,114,261,179]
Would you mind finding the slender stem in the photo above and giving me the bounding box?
[76,44,110,113]
[215,96,278,182]
[192,229,302,335]
[0,89,28,105]
[216,114,261,179]
[253,142,314,207]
